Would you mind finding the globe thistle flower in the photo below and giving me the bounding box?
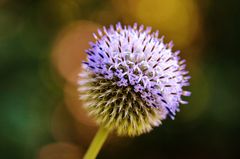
[78,23,190,137]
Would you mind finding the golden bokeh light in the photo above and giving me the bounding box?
[37,142,82,159]
[136,0,201,47]
[51,20,100,85]
[64,82,96,127]
[51,104,96,146]
[112,0,202,48]
[111,0,138,23]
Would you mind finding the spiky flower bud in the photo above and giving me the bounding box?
[78,23,190,136]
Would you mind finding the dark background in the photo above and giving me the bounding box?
[1,0,240,159]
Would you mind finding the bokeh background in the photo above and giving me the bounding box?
[1,0,240,159]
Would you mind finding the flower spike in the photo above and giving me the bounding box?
[78,23,190,137]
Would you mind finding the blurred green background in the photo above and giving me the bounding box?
[1,0,240,159]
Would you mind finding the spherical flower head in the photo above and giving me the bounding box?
[78,23,191,136]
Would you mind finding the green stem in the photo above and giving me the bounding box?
[83,126,110,159]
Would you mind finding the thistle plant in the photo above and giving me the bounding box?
[78,23,190,159]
